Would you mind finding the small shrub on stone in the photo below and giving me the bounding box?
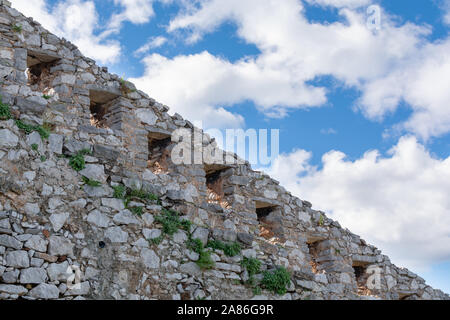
[261,266,291,295]
[15,119,50,140]
[31,143,38,151]
[224,242,241,257]
[112,185,126,199]
[196,250,215,270]
[187,238,204,254]
[130,206,143,216]
[82,176,102,187]
[69,153,86,172]
[149,236,163,245]
[11,24,22,33]
[318,214,325,226]
[155,208,185,236]
[207,240,241,257]
[241,257,261,279]
[124,188,159,207]
[0,97,11,120]
[252,286,262,296]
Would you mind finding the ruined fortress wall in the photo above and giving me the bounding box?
[0,0,448,300]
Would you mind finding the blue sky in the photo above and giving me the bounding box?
[11,0,450,294]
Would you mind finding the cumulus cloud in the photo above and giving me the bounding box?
[264,136,450,271]
[107,0,161,34]
[129,51,326,128]
[11,0,121,64]
[140,0,449,139]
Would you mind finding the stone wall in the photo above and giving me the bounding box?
[0,0,448,300]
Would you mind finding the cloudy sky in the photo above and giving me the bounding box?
[10,0,450,293]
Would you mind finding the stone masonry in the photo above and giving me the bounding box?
[0,1,449,300]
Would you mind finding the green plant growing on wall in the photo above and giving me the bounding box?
[122,187,160,208]
[82,176,102,187]
[196,250,215,270]
[318,214,325,226]
[154,208,186,236]
[112,184,126,199]
[11,24,22,33]
[149,236,163,245]
[187,238,204,254]
[31,143,38,151]
[68,149,91,172]
[224,242,241,257]
[207,240,241,257]
[261,266,291,295]
[130,206,143,216]
[241,257,261,280]
[15,119,50,140]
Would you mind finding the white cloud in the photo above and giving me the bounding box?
[134,36,168,56]
[130,51,326,128]
[11,0,121,64]
[264,136,450,271]
[359,39,450,139]
[150,0,450,139]
[108,0,157,33]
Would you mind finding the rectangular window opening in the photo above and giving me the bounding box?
[352,263,370,295]
[255,201,282,240]
[89,89,120,129]
[307,242,320,274]
[205,165,231,209]
[26,50,60,94]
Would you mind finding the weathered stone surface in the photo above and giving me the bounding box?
[48,134,63,154]
[180,262,202,276]
[47,261,70,282]
[28,283,60,299]
[49,212,69,232]
[5,250,29,268]
[20,267,48,284]
[0,234,23,249]
[2,269,19,283]
[87,210,110,228]
[79,164,107,183]
[105,226,128,243]
[143,228,161,239]
[48,236,74,256]
[24,235,48,252]
[102,198,125,211]
[65,281,90,296]
[135,109,157,126]
[113,210,140,225]
[140,248,160,269]
[15,97,46,114]
[0,285,28,296]
[0,129,18,147]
